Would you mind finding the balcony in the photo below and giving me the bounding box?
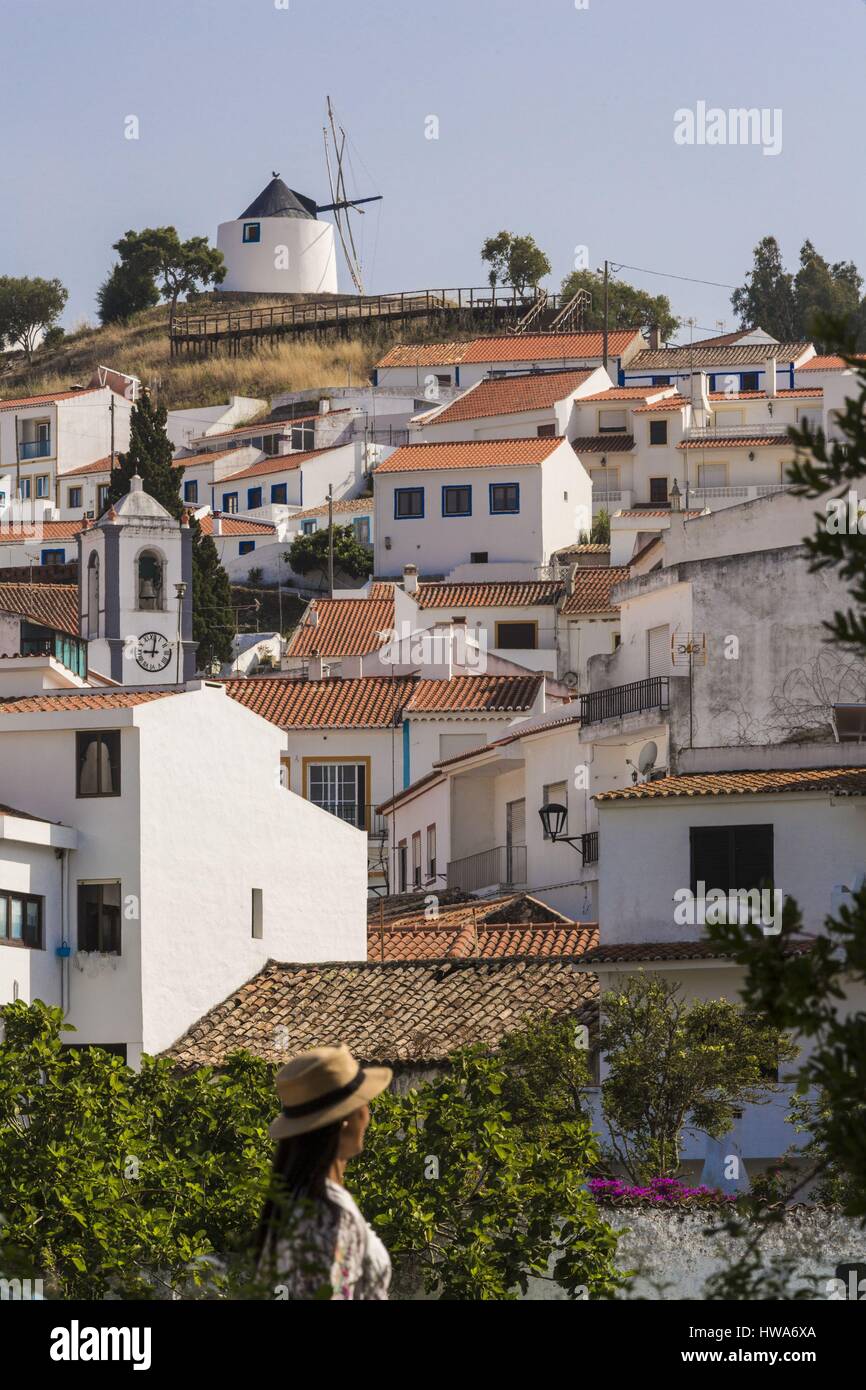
[309,800,388,837]
[687,483,796,506]
[20,628,88,680]
[580,831,599,864]
[684,422,790,442]
[580,676,669,725]
[446,844,526,893]
[18,438,52,460]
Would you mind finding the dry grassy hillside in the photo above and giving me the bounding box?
[0,295,452,410]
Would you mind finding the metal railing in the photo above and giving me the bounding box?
[581,831,599,864]
[20,631,88,679]
[18,439,51,459]
[685,422,790,440]
[446,844,527,893]
[309,799,387,836]
[580,676,669,725]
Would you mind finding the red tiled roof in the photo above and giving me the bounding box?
[219,444,349,483]
[0,582,79,636]
[0,519,86,541]
[708,388,821,400]
[460,330,642,364]
[417,580,562,608]
[572,435,635,453]
[559,566,630,616]
[370,920,599,962]
[198,514,275,536]
[628,342,811,369]
[171,449,240,469]
[795,356,856,372]
[224,674,413,729]
[579,387,675,403]
[0,386,104,411]
[375,438,562,473]
[597,766,866,801]
[421,370,593,424]
[287,596,395,658]
[632,397,689,413]
[61,456,112,477]
[291,497,373,520]
[677,435,790,450]
[0,690,174,715]
[375,342,474,369]
[188,419,295,443]
[406,673,542,713]
[616,509,704,519]
[578,937,815,964]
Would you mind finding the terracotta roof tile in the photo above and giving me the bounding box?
[291,497,373,520]
[559,566,630,615]
[406,673,541,713]
[375,438,562,473]
[707,388,821,400]
[198,514,276,536]
[421,370,594,424]
[375,341,474,369]
[616,509,704,519]
[170,449,240,469]
[459,330,642,364]
[162,957,599,1068]
[579,387,675,402]
[286,596,395,658]
[0,519,86,541]
[370,921,598,962]
[225,674,413,729]
[61,456,113,477]
[572,434,635,453]
[579,937,815,964]
[596,766,866,801]
[677,435,790,450]
[0,387,104,411]
[0,582,79,636]
[632,397,689,413]
[629,342,811,370]
[796,356,862,372]
[0,690,174,715]
[417,580,562,608]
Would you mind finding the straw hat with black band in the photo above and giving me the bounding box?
[268,1045,392,1140]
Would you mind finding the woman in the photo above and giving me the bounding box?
[254,1044,392,1300]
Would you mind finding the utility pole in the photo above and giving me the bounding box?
[109,393,115,473]
[327,483,335,599]
[602,260,609,373]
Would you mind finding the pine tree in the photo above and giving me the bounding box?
[108,394,234,671]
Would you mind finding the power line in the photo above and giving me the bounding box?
[609,260,738,292]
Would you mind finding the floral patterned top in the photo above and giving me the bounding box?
[268,1181,391,1301]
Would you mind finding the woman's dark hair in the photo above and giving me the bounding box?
[253,1120,343,1270]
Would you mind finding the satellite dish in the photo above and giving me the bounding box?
[562,671,579,689]
[637,741,658,775]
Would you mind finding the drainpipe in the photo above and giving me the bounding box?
[56,847,72,1013]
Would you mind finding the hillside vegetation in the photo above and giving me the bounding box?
[0,295,449,410]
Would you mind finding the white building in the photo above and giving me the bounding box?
[411,366,612,442]
[217,176,338,295]
[165,395,267,451]
[0,385,132,517]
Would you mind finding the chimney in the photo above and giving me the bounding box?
[764,355,777,399]
[403,562,418,595]
[212,511,222,537]
[690,370,711,426]
[648,323,662,351]
[319,398,330,415]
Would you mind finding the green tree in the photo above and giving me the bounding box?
[578,506,610,546]
[599,976,796,1183]
[480,232,551,295]
[285,524,374,586]
[559,269,678,341]
[0,275,68,362]
[97,261,159,325]
[480,231,512,292]
[731,235,798,338]
[108,394,234,671]
[792,241,862,349]
[112,227,225,326]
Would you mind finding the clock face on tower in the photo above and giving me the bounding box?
[136,632,173,673]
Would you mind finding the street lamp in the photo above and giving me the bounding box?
[538,802,569,841]
[174,581,187,684]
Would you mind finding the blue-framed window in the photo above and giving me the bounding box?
[489,482,520,514]
[247,486,263,509]
[271,483,288,504]
[301,519,318,535]
[41,548,65,565]
[222,492,239,513]
[242,222,261,243]
[394,487,424,519]
[67,486,82,509]
[184,480,198,503]
[239,540,255,555]
[442,485,472,517]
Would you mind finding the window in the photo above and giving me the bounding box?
[598,409,627,432]
[697,463,727,488]
[291,422,315,451]
[0,891,43,949]
[542,782,568,839]
[251,888,263,940]
[536,423,557,437]
[184,480,198,503]
[649,477,669,505]
[41,548,65,565]
[495,621,537,649]
[412,831,422,889]
[97,485,110,511]
[394,487,424,519]
[435,373,451,388]
[35,475,50,498]
[76,730,121,797]
[242,222,261,243]
[649,419,668,446]
[397,840,408,893]
[19,477,31,500]
[247,486,263,509]
[271,483,288,504]
[68,486,83,509]
[741,372,760,392]
[442,485,471,516]
[239,540,255,556]
[307,761,367,829]
[301,519,318,535]
[652,376,671,386]
[353,516,370,545]
[426,824,437,881]
[690,825,774,901]
[137,550,164,610]
[78,882,121,954]
[470,551,488,564]
[590,467,619,492]
[222,492,239,514]
[647,624,670,678]
[489,482,519,514]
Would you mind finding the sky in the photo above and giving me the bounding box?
[3,0,865,338]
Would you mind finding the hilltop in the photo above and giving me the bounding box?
[0,294,469,411]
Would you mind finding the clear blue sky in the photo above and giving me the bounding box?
[3,0,864,338]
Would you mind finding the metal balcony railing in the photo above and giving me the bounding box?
[446,844,527,893]
[685,421,789,440]
[580,676,669,725]
[580,831,599,864]
[309,799,387,837]
[18,438,52,459]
